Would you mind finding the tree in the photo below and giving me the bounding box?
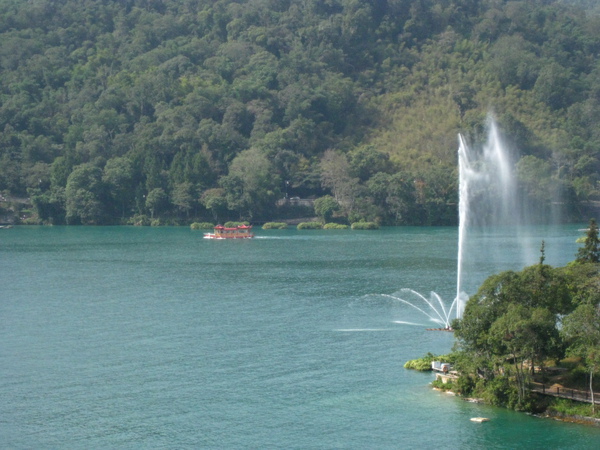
[454,270,522,359]
[384,172,418,225]
[516,264,573,315]
[313,195,340,223]
[30,187,65,224]
[562,303,600,413]
[562,262,600,306]
[103,156,135,219]
[145,188,168,219]
[50,155,74,190]
[1,0,600,228]
[171,182,195,218]
[348,145,390,182]
[65,163,105,225]
[576,218,600,263]
[320,149,360,216]
[489,304,560,407]
[533,62,573,110]
[487,35,540,90]
[200,188,228,222]
[454,263,572,386]
[220,148,280,219]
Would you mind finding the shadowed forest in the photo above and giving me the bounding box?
[1,0,599,225]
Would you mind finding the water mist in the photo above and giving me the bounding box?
[384,117,523,327]
[455,118,519,319]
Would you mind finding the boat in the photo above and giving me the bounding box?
[470,417,490,423]
[203,224,254,239]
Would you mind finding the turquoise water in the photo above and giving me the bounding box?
[2,225,599,448]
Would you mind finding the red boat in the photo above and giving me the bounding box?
[203,224,254,239]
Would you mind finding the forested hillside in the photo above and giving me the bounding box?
[1,0,599,225]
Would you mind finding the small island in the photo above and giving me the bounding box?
[407,220,600,424]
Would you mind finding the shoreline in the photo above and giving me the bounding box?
[537,410,600,427]
[434,386,600,427]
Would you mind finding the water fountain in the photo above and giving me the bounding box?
[455,118,519,319]
[384,117,520,328]
[383,289,459,329]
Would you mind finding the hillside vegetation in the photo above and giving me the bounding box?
[1,0,599,225]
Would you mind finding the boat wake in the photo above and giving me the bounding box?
[333,328,394,332]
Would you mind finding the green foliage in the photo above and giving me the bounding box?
[479,376,522,409]
[561,301,600,412]
[455,263,575,362]
[200,188,227,223]
[351,221,379,230]
[190,222,214,230]
[220,148,280,220]
[404,352,455,371]
[145,188,168,220]
[313,195,340,223]
[171,182,196,218]
[0,0,599,224]
[404,353,438,371]
[65,163,105,225]
[431,379,453,391]
[319,150,359,216]
[128,214,150,226]
[103,157,134,220]
[323,223,349,229]
[262,222,288,229]
[546,398,600,419]
[576,219,600,263]
[455,374,476,397]
[454,255,600,412]
[30,187,66,224]
[297,222,323,230]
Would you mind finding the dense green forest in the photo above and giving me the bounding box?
[1,0,599,225]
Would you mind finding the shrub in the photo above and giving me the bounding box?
[432,378,453,391]
[191,222,214,230]
[151,219,161,227]
[547,398,600,418]
[323,222,349,229]
[128,214,150,226]
[21,216,41,225]
[262,222,288,229]
[351,221,379,230]
[480,376,522,409]
[313,195,340,222]
[163,218,183,226]
[297,221,323,230]
[404,352,438,371]
[455,374,476,396]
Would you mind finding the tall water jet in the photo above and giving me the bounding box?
[456,134,470,320]
[384,117,534,327]
[455,118,520,318]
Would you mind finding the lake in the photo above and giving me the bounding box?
[2,225,599,448]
